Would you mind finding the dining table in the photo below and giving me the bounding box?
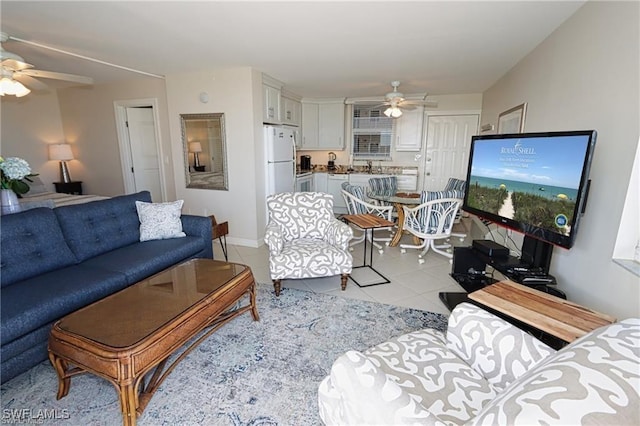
[367,191,422,247]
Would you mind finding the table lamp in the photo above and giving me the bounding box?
[49,144,74,183]
[189,142,202,168]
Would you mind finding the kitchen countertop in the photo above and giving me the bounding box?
[297,164,418,175]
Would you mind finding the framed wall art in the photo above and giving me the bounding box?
[498,103,527,133]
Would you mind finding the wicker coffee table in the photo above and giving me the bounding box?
[48,259,259,426]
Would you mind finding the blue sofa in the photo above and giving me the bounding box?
[0,191,213,382]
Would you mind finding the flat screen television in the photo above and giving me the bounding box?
[463,130,597,252]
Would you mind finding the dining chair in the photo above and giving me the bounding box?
[442,178,467,240]
[444,177,466,192]
[265,192,353,296]
[399,190,463,264]
[367,176,398,204]
[341,183,394,254]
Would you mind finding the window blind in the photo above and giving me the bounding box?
[351,105,393,159]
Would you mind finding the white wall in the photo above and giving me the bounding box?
[1,91,67,190]
[165,68,263,247]
[1,78,173,198]
[481,1,639,319]
[56,78,173,197]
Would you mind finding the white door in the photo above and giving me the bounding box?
[126,107,163,201]
[423,114,479,191]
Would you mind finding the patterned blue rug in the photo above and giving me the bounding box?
[1,283,447,425]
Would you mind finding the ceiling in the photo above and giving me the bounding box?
[1,1,585,98]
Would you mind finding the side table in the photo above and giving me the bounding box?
[209,215,229,260]
[468,280,616,344]
[342,213,395,287]
[54,181,83,195]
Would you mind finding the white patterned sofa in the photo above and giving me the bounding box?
[265,192,353,296]
[318,302,639,425]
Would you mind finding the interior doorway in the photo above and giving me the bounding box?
[422,112,480,191]
[114,99,166,202]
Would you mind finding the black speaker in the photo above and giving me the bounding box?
[452,247,487,275]
[521,236,553,274]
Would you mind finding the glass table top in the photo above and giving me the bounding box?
[58,259,247,348]
[368,191,422,205]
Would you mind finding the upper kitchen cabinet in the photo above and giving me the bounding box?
[395,106,424,152]
[301,103,319,148]
[282,90,302,127]
[263,74,282,125]
[301,99,345,150]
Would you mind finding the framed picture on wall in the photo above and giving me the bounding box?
[498,103,527,133]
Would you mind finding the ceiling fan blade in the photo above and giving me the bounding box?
[1,58,33,71]
[401,100,439,108]
[20,69,93,85]
[13,73,49,91]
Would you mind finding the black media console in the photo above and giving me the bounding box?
[440,238,566,311]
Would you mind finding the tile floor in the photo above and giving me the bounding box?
[213,226,470,316]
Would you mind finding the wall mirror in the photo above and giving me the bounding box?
[180,113,228,190]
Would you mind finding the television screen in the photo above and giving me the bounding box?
[463,130,597,249]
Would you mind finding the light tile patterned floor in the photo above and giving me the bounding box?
[213,228,469,316]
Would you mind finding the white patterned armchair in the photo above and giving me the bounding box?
[319,302,639,425]
[265,192,353,296]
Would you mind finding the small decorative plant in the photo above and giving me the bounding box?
[0,156,37,195]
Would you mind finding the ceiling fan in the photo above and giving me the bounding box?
[376,81,438,118]
[0,32,93,97]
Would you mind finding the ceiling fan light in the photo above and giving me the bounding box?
[13,80,30,97]
[0,77,15,95]
[0,77,30,97]
[390,106,403,118]
[384,107,393,117]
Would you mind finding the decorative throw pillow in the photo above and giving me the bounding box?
[21,176,48,197]
[135,200,186,242]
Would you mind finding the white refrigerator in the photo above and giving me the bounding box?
[265,125,296,196]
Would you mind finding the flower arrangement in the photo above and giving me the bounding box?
[0,156,37,195]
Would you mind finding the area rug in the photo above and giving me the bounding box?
[1,283,447,425]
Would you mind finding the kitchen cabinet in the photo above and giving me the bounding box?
[349,173,391,189]
[395,106,424,152]
[348,172,418,194]
[319,102,345,149]
[327,173,348,214]
[301,103,319,148]
[263,84,281,124]
[314,172,328,193]
[301,100,345,150]
[282,95,301,127]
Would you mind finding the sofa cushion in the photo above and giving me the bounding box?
[446,302,554,393]
[364,328,497,425]
[0,264,128,345]
[0,208,78,287]
[318,350,445,426]
[54,191,152,262]
[470,318,640,426]
[1,321,52,363]
[81,237,205,283]
[1,321,54,384]
[135,200,186,241]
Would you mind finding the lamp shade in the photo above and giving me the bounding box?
[49,144,74,161]
[189,142,203,153]
[384,106,403,118]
